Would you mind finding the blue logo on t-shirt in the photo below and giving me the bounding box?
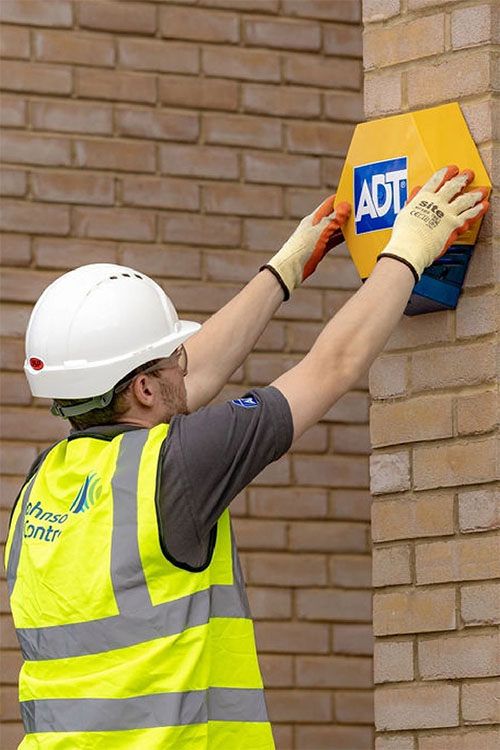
[232,397,259,409]
[354,156,408,235]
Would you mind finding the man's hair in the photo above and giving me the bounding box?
[56,359,162,431]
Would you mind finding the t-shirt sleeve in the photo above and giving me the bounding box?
[157,386,293,568]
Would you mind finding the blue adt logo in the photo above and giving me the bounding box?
[70,473,102,514]
[232,397,259,409]
[354,157,408,235]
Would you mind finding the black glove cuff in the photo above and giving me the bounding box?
[259,264,290,301]
[376,253,420,284]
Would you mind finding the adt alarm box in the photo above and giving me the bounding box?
[334,103,491,315]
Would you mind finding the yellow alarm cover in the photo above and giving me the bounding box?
[334,103,491,280]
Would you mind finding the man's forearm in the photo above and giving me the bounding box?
[185,270,284,411]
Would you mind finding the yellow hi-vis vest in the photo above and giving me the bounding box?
[5,424,274,750]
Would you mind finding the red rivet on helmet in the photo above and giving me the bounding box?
[30,357,44,370]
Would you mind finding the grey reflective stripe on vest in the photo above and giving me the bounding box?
[6,474,38,597]
[16,430,251,661]
[21,688,269,732]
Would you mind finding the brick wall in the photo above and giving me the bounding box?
[364,1,500,749]
[0,2,370,749]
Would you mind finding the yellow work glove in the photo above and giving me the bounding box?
[261,195,351,300]
[378,165,490,281]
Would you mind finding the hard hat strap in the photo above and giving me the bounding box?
[51,389,114,419]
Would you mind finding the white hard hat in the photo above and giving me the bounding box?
[25,263,200,399]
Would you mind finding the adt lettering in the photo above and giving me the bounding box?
[354,157,408,236]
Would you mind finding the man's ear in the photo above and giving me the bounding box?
[131,374,155,407]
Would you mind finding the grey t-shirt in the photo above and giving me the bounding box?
[28,386,293,569]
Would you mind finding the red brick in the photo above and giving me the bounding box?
[121,177,199,211]
[461,679,500,724]
[0,60,71,95]
[74,207,155,243]
[0,614,18,648]
[296,655,372,688]
[374,640,414,684]
[408,50,492,107]
[246,587,291,620]
[329,554,371,588]
[75,139,155,173]
[254,321,286,352]
[335,690,374,724]
[296,588,372,622]
[205,184,282,218]
[202,47,280,82]
[323,156,345,187]
[294,455,369,489]
[0,649,23,684]
[459,488,500,533]
[76,69,156,104]
[160,6,238,43]
[246,552,327,586]
[324,91,364,123]
[31,100,113,136]
[244,18,320,51]
[232,518,287,550]
[266,688,332,723]
[0,169,26,197]
[77,0,156,34]
[289,423,328,453]
[323,391,369,423]
[201,0,279,10]
[0,132,71,167]
[0,201,70,236]
[0,720,24,750]
[284,54,361,90]
[34,238,117,270]
[452,5,495,49]
[413,438,498,490]
[370,451,410,495]
[204,114,281,150]
[116,108,198,143]
[0,304,32,337]
[118,39,199,75]
[32,172,114,206]
[34,29,114,66]
[415,535,500,585]
[248,487,328,519]
[0,234,31,266]
[0,408,67,442]
[244,218,299,252]
[285,321,323,352]
[0,474,25,512]
[330,490,371,522]
[370,395,453,447]
[0,25,30,58]
[246,354,301,384]
[283,0,360,22]
[364,71,403,117]
[0,1,72,28]
[373,587,456,636]
[324,23,362,57]
[159,75,238,111]
[120,244,201,282]
[289,521,367,553]
[375,684,459,731]
[364,16,445,69]
[254,621,329,654]
[166,282,243,316]
[163,214,241,247]
[333,624,374,655]
[418,632,500,680]
[0,372,31,405]
[0,96,26,127]
[204,251,267,284]
[461,582,500,627]
[373,545,412,587]
[371,493,455,542]
[160,144,238,180]
[245,151,320,187]
[287,121,354,156]
[242,83,321,119]
[258,654,293,687]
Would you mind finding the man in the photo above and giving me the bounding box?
[5,166,488,749]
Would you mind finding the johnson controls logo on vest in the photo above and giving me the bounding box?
[354,157,408,235]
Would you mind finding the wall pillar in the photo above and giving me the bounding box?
[363,0,500,748]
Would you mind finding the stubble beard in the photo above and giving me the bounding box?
[159,377,188,422]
